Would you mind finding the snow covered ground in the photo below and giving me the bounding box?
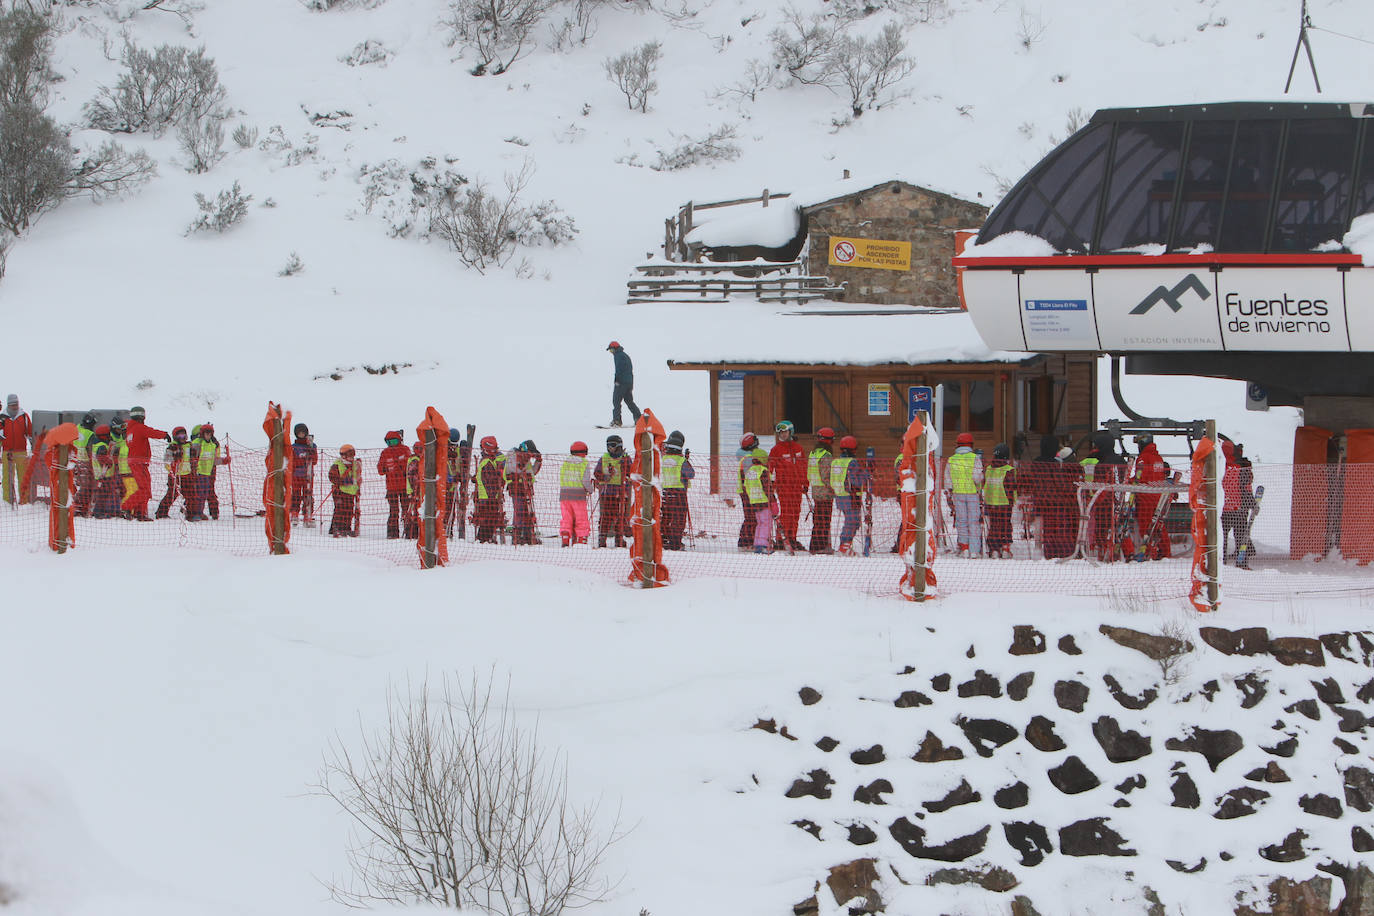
[1,0,1372,912]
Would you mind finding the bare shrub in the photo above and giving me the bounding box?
[301,0,388,8]
[769,5,839,86]
[442,0,554,75]
[0,8,54,108]
[341,38,392,67]
[427,160,576,273]
[177,114,225,173]
[358,155,468,238]
[1016,6,1046,50]
[313,672,621,914]
[278,251,304,276]
[1154,616,1194,687]
[829,22,913,117]
[651,124,740,171]
[0,98,69,234]
[68,137,157,200]
[185,180,251,234]
[547,0,603,51]
[231,123,257,148]
[711,58,772,107]
[603,41,660,113]
[83,42,227,135]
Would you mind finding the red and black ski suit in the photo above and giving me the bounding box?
[123,418,168,519]
[769,438,807,549]
[377,440,411,539]
[1133,442,1171,559]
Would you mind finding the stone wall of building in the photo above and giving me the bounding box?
[804,182,988,307]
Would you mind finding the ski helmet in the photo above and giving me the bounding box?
[570,440,588,455]
[775,420,795,435]
[95,424,110,436]
[740,432,758,450]
[294,423,309,437]
[340,444,355,456]
[666,430,685,449]
[200,422,214,435]
[173,426,188,441]
[129,406,146,421]
[480,435,499,456]
[518,439,537,454]
[816,427,835,442]
[384,430,403,445]
[606,340,621,351]
[993,443,1010,460]
[606,435,623,451]
[81,411,97,428]
[956,432,974,446]
[1134,433,1154,448]
[840,435,858,451]
[109,417,126,434]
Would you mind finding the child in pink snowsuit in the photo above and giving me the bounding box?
[558,442,594,546]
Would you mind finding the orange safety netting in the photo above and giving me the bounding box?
[897,413,937,601]
[1339,428,1374,566]
[415,407,450,568]
[627,409,668,588]
[29,423,79,553]
[263,402,292,555]
[1188,436,1217,613]
[1291,425,1332,560]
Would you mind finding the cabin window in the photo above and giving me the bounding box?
[1270,119,1358,251]
[978,123,1110,253]
[1355,122,1374,221]
[1171,119,1236,251]
[1022,377,1051,434]
[968,380,995,432]
[941,381,962,435]
[1097,121,1185,252]
[1217,119,1284,251]
[782,376,814,434]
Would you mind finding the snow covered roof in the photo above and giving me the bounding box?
[666,304,1032,367]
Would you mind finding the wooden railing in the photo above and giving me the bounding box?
[627,261,844,304]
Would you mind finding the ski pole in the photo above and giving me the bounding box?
[224,439,237,529]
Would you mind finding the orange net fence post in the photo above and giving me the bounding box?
[416,408,450,569]
[1291,425,1332,560]
[1339,428,1374,565]
[628,409,668,588]
[1188,434,1219,613]
[33,423,79,553]
[262,403,290,556]
[897,411,936,601]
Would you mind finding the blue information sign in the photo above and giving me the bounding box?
[907,386,933,423]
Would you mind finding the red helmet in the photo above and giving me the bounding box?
[606,340,621,351]
[412,442,423,454]
[840,435,858,450]
[816,427,835,441]
[956,432,974,446]
[384,429,403,443]
[570,440,588,455]
[740,432,758,450]
[480,435,499,456]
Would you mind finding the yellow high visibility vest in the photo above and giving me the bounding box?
[948,451,978,494]
[91,441,114,479]
[808,447,831,488]
[76,426,94,462]
[599,454,623,486]
[736,447,766,493]
[984,465,1013,506]
[1081,456,1099,484]
[194,440,218,476]
[560,456,588,489]
[830,456,853,495]
[743,463,767,505]
[476,455,506,499]
[662,453,686,489]
[333,458,359,494]
[115,438,130,475]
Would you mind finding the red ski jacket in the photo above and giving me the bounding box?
[125,419,169,463]
[768,440,808,493]
[377,443,411,494]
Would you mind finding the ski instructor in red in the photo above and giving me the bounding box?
[768,419,807,551]
[122,405,168,521]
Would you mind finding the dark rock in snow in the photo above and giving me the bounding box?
[1054,679,1089,713]
[894,689,933,708]
[1005,823,1055,867]
[1165,726,1243,771]
[1320,631,1365,664]
[1102,674,1157,710]
[1270,636,1325,667]
[1214,786,1270,819]
[994,781,1030,809]
[1299,793,1342,818]
[753,717,779,733]
[798,686,822,706]
[888,818,990,862]
[793,819,821,839]
[925,865,1019,892]
[1334,737,1360,755]
[815,735,840,752]
[1099,624,1190,660]
[1234,672,1268,709]
[1353,826,1374,853]
[1007,671,1034,701]
[1009,625,1046,655]
[1260,828,1308,863]
[1333,705,1372,732]
[1048,756,1100,795]
[1244,761,1291,783]
[1311,677,1346,706]
[850,744,885,765]
[1343,766,1374,812]
[1058,634,1082,655]
[1358,676,1374,704]
[1199,625,1270,656]
[853,778,894,805]
[1115,774,1145,794]
[1171,771,1200,809]
[1199,680,1220,701]
[966,645,976,659]
[785,768,834,799]
[958,669,1002,698]
[931,673,951,692]
[1059,817,1136,857]
[846,823,878,846]
[826,858,882,914]
[923,778,980,813]
[1167,858,1207,874]
[957,716,1019,757]
[1263,735,1299,757]
[1092,715,1152,763]
[1285,698,1321,721]
[1025,715,1066,752]
[912,731,964,763]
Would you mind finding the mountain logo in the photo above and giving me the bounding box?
[1130,274,1211,315]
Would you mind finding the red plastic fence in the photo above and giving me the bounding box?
[2,438,1371,599]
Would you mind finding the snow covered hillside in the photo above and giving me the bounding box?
[2,0,1373,914]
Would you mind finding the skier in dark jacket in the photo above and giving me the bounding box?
[1024,435,1077,559]
[290,423,318,525]
[606,341,640,428]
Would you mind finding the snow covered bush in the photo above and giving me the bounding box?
[651,124,740,171]
[278,251,304,276]
[769,6,840,86]
[546,0,604,51]
[300,0,387,9]
[0,99,68,235]
[830,22,914,116]
[603,41,660,113]
[0,8,54,108]
[176,114,225,173]
[314,672,620,914]
[358,156,468,238]
[231,123,257,148]
[83,42,227,136]
[426,161,576,273]
[185,180,250,235]
[442,0,554,76]
[341,39,392,67]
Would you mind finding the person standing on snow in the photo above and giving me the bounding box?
[741,452,779,554]
[606,341,640,428]
[404,441,423,539]
[155,426,192,519]
[833,435,865,554]
[768,420,807,552]
[735,432,768,551]
[473,435,507,544]
[1132,434,1171,560]
[377,430,410,539]
[506,440,542,545]
[1023,435,1077,559]
[593,434,630,547]
[983,443,1017,558]
[186,423,227,521]
[558,441,594,547]
[290,423,318,525]
[328,444,360,537]
[1,393,32,505]
[74,411,98,518]
[945,432,985,557]
[1088,432,1128,561]
[807,428,836,554]
[1221,438,1255,569]
[660,430,695,550]
[122,406,168,521]
[89,425,119,519]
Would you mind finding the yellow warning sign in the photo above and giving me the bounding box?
[828,236,912,271]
